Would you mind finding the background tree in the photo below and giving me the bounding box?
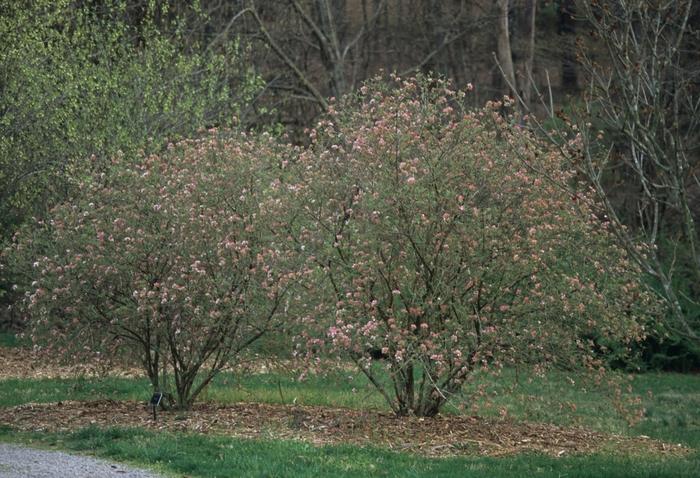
[234,0,540,134]
[3,131,299,409]
[293,76,653,416]
[575,0,700,343]
[495,0,539,110]
[0,0,259,239]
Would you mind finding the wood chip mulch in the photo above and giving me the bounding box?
[0,346,141,380]
[0,400,689,458]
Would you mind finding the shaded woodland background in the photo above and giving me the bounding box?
[186,0,582,132]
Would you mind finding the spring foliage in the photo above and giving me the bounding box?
[292,76,654,416]
[0,0,260,242]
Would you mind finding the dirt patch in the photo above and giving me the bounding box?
[0,400,688,458]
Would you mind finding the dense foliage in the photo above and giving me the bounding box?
[292,76,655,416]
[0,0,260,242]
[4,131,299,409]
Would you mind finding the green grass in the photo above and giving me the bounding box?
[631,373,700,448]
[0,331,25,348]
[0,376,150,408]
[205,368,388,411]
[0,369,379,410]
[0,426,697,478]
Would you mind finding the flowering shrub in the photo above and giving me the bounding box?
[294,76,654,416]
[4,131,298,409]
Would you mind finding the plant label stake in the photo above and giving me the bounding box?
[150,392,163,421]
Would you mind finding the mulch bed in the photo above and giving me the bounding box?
[0,346,142,380]
[0,399,688,458]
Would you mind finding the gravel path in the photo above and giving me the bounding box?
[0,443,164,478]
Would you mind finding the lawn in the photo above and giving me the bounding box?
[0,332,698,477]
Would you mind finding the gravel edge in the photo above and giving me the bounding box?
[0,443,164,478]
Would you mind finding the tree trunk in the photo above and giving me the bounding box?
[519,0,536,109]
[495,0,517,97]
[558,0,578,91]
